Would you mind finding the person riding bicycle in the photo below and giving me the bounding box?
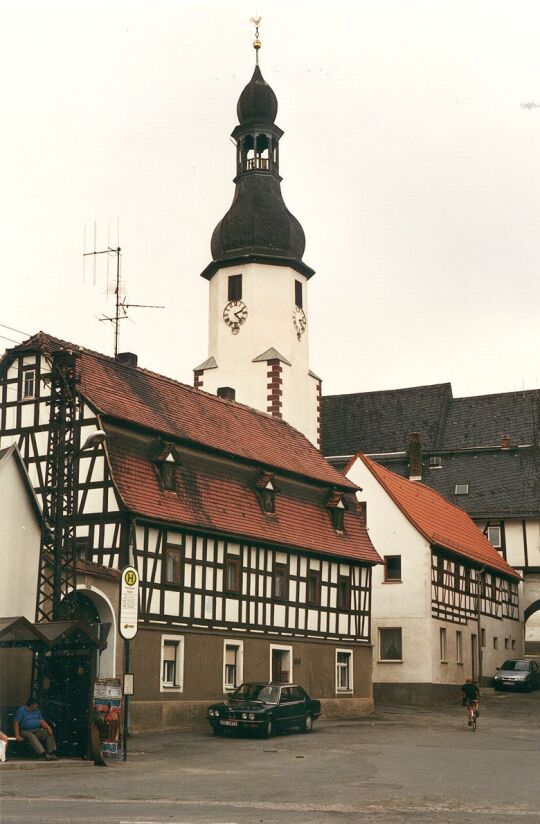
[461,677,480,725]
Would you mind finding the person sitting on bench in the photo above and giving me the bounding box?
[13,697,58,760]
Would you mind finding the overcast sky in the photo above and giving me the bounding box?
[2,0,539,399]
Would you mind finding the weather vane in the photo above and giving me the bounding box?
[250,15,262,62]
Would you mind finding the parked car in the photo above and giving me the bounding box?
[493,659,540,691]
[207,682,321,738]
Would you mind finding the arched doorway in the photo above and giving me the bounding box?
[525,599,540,656]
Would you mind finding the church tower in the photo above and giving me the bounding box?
[194,33,320,445]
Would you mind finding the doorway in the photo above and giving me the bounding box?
[270,646,292,683]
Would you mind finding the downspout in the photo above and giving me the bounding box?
[477,567,485,683]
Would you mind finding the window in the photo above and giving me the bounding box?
[23,370,35,399]
[428,455,442,469]
[160,635,184,692]
[456,631,463,664]
[224,641,243,690]
[493,636,498,650]
[295,279,303,309]
[379,628,402,661]
[481,628,486,648]
[384,556,402,582]
[228,273,242,301]
[358,501,367,526]
[161,462,177,491]
[337,575,351,610]
[261,487,275,513]
[504,637,510,649]
[487,526,502,548]
[454,483,469,495]
[440,628,447,662]
[164,545,183,585]
[511,639,516,650]
[336,649,353,692]
[225,555,241,594]
[273,563,288,600]
[306,569,321,605]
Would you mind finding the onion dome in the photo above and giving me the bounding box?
[200,62,314,280]
[237,66,278,125]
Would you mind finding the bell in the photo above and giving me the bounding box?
[253,38,261,50]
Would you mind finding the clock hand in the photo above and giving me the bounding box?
[234,309,244,320]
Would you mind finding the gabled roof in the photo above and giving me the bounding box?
[350,454,519,579]
[7,333,355,490]
[105,426,381,564]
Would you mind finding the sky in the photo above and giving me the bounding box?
[1,0,539,399]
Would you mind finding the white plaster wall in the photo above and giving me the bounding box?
[0,456,41,620]
[200,263,318,444]
[346,458,433,684]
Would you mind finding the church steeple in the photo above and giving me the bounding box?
[201,54,313,281]
[194,27,320,447]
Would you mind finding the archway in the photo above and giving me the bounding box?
[61,586,117,677]
[524,599,540,655]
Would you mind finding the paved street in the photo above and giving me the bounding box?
[1,688,539,824]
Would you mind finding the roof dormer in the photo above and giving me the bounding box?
[255,470,278,513]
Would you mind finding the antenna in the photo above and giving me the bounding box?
[83,225,165,358]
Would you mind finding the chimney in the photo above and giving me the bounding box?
[116,352,138,368]
[500,434,511,449]
[217,386,236,402]
[407,432,423,481]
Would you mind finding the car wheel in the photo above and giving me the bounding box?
[262,718,273,739]
[301,713,313,733]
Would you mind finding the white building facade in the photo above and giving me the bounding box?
[347,453,522,705]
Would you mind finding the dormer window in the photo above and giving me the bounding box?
[255,470,277,514]
[155,444,182,492]
[454,483,469,495]
[327,490,346,532]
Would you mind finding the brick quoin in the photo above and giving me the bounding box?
[266,360,283,418]
[316,379,322,448]
[194,369,204,390]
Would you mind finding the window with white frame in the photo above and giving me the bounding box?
[160,634,184,692]
[487,526,502,548]
[336,649,353,692]
[379,628,402,661]
[224,641,243,691]
[23,370,35,399]
[456,630,463,664]
[440,627,447,662]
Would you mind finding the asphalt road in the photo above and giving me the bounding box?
[1,687,539,824]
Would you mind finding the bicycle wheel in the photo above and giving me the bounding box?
[472,710,477,732]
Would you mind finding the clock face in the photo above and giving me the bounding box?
[223,300,248,334]
[293,307,307,339]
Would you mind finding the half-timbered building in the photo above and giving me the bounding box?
[345,453,521,705]
[0,333,381,730]
[322,383,540,654]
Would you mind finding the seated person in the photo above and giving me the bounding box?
[13,697,58,760]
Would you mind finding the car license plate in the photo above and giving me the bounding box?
[220,719,238,726]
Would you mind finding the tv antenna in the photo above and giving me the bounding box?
[83,224,164,358]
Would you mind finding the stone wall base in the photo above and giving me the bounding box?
[130,696,374,733]
[374,682,461,707]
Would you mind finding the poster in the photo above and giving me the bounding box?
[93,677,123,759]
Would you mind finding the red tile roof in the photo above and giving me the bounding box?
[352,454,519,579]
[16,333,355,490]
[106,429,381,563]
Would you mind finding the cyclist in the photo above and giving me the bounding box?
[461,677,480,726]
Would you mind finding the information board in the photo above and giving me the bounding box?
[119,565,139,640]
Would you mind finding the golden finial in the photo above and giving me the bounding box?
[250,15,262,62]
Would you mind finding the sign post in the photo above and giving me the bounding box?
[119,565,139,761]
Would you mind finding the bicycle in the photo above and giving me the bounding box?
[466,699,479,732]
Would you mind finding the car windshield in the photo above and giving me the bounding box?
[499,660,529,671]
[231,684,280,704]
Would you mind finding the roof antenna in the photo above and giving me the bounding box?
[83,222,165,358]
[250,14,262,64]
